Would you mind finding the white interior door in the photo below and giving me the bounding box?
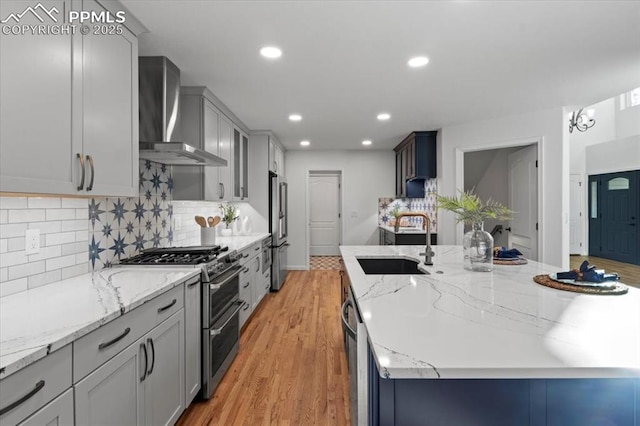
[569,174,585,255]
[309,174,341,256]
[507,145,538,260]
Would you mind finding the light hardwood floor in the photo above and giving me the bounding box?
[570,255,640,288]
[177,270,350,426]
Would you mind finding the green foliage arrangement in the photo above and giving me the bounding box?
[436,190,512,225]
[219,203,239,228]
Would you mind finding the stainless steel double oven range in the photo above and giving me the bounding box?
[119,245,242,399]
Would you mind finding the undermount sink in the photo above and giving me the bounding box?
[356,257,427,275]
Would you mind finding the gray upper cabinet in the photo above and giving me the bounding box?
[173,87,233,201]
[233,128,250,201]
[268,138,285,177]
[0,0,140,197]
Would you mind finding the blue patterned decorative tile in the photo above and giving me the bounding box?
[89,160,173,271]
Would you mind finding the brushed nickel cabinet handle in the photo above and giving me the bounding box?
[86,155,95,191]
[98,327,131,351]
[219,182,224,199]
[0,380,45,416]
[243,280,250,289]
[77,153,85,191]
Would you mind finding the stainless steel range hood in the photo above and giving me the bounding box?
[138,56,227,167]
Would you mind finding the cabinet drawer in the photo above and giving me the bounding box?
[0,345,72,426]
[239,287,252,330]
[73,285,184,382]
[238,242,260,264]
[18,388,73,426]
[239,271,252,294]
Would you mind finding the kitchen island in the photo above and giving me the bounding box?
[340,245,640,425]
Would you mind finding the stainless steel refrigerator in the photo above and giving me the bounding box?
[270,172,288,290]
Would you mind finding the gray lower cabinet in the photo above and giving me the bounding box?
[0,345,72,426]
[184,277,201,405]
[18,389,74,426]
[144,311,185,426]
[75,310,185,426]
[74,338,144,425]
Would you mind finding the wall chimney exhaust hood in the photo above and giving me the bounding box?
[138,56,227,167]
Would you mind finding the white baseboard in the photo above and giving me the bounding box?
[286,265,309,271]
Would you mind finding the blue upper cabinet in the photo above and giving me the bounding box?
[394,131,437,198]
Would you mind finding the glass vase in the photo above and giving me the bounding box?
[463,222,494,272]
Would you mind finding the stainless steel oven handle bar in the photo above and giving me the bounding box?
[210,301,243,336]
[209,266,242,291]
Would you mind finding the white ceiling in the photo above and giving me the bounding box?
[121,0,640,150]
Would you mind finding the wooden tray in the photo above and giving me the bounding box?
[494,257,528,265]
[533,274,628,295]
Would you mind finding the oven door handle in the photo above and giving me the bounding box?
[210,301,243,336]
[209,266,242,291]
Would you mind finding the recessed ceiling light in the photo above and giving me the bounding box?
[408,56,429,68]
[362,140,372,146]
[260,46,282,59]
[300,140,310,146]
[289,114,302,121]
[377,113,390,121]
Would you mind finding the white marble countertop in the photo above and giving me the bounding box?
[340,245,640,380]
[0,267,199,380]
[379,224,427,234]
[216,233,271,252]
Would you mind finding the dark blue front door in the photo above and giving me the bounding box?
[589,170,639,265]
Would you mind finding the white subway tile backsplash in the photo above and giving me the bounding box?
[61,219,88,232]
[61,242,87,256]
[28,221,62,234]
[46,209,77,221]
[46,255,76,271]
[61,263,88,280]
[75,253,87,265]
[0,223,28,238]
[76,208,88,219]
[28,197,61,209]
[0,197,27,209]
[61,198,89,208]
[45,232,76,246]
[75,230,88,242]
[8,209,46,223]
[0,268,7,282]
[0,210,7,224]
[0,278,28,297]
[0,250,27,268]
[7,237,25,252]
[0,240,7,254]
[28,270,61,289]
[28,246,62,262]
[9,261,44,280]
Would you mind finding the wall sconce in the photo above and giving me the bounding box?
[568,108,595,133]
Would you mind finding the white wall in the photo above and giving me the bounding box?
[586,136,640,175]
[286,150,395,269]
[439,106,568,269]
[464,147,521,248]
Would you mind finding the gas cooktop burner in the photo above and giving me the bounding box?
[119,245,229,265]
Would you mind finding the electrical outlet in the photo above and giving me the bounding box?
[25,229,40,255]
[174,216,182,231]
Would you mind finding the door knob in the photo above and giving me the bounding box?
[505,227,512,232]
